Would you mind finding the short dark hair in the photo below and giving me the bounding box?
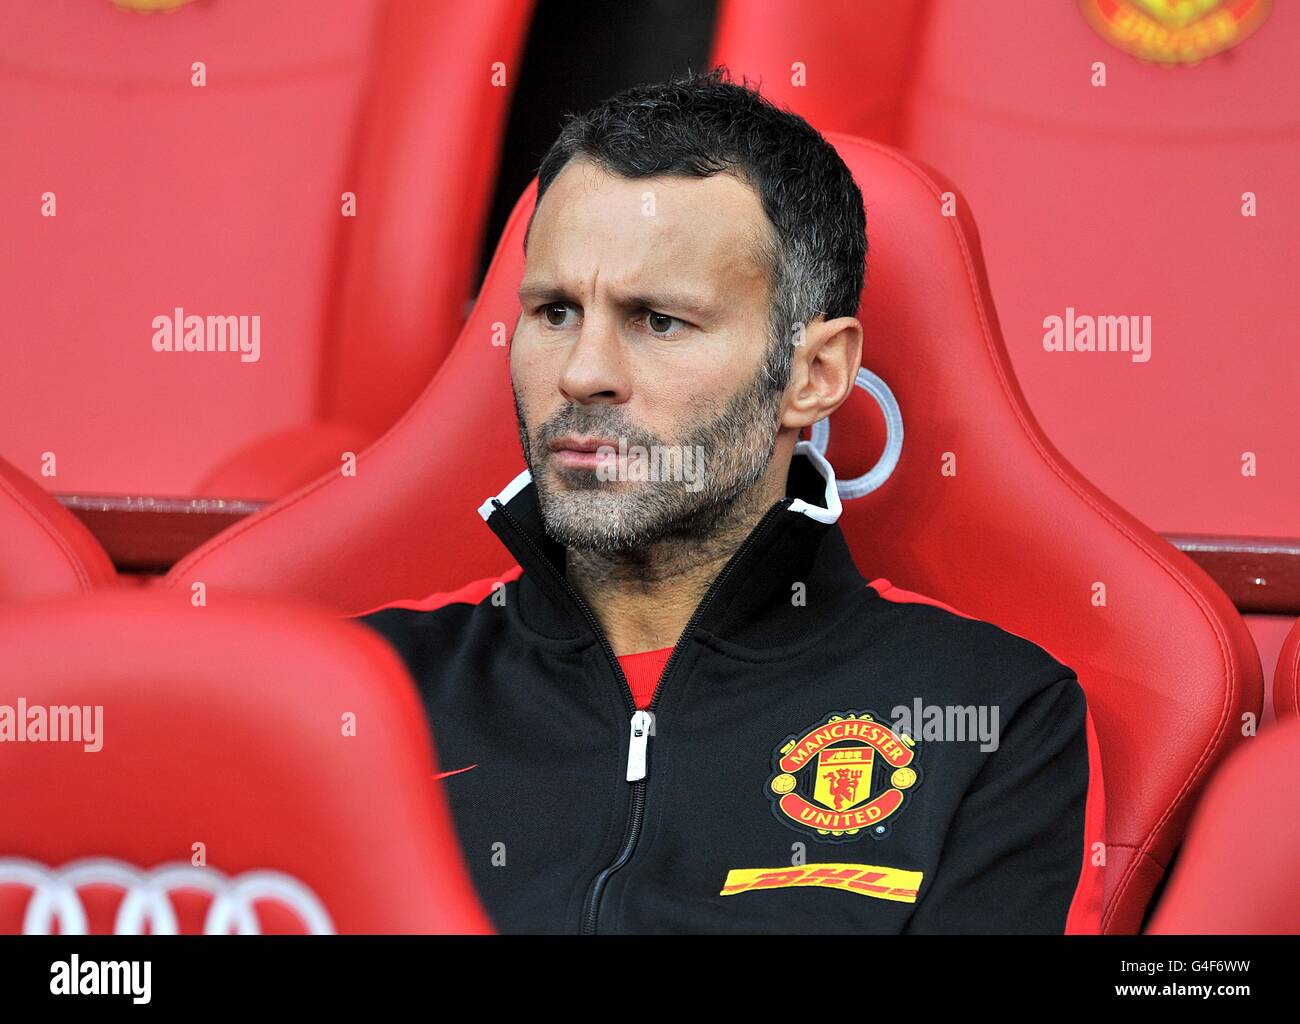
[528,67,867,391]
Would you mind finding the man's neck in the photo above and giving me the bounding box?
[565,467,789,657]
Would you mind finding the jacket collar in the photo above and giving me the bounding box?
[477,440,867,650]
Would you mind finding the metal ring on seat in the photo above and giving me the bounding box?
[810,367,903,499]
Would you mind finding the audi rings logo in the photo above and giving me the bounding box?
[0,858,334,934]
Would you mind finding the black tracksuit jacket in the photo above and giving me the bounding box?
[358,445,1105,934]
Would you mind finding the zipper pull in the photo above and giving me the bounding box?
[626,710,655,782]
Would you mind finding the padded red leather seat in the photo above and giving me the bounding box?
[0,0,531,501]
[1147,719,1300,934]
[0,456,117,602]
[0,592,490,933]
[161,135,1262,931]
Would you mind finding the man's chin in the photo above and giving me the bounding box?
[543,460,635,493]
[538,490,665,553]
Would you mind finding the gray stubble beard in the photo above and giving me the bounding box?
[513,357,786,554]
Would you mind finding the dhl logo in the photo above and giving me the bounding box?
[720,863,924,903]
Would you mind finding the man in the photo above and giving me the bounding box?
[359,69,1105,935]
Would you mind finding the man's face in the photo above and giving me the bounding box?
[511,158,786,553]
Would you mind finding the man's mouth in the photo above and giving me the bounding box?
[547,436,621,471]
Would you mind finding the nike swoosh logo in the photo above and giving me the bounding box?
[432,764,478,781]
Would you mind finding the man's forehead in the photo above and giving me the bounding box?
[523,159,771,300]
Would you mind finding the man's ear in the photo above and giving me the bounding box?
[780,315,864,432]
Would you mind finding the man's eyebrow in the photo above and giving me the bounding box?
[517,282,565,304]
[624,291,719,319]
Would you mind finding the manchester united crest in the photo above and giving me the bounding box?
[1078,0,1271,65]
[767,711,921,843]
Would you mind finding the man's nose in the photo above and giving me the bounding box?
[557,310,630,404]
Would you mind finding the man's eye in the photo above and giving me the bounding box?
[644,311,686,337]
[542,303,575,327]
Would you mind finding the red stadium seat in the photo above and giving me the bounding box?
[0,0,532,501]
[1146,719,1300,935]
[0,456,117,602]
[0,592,491,934]
[1274,616,1300,721]
[161,136,1262,931]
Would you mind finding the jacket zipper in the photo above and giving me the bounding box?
[495,499,786,934]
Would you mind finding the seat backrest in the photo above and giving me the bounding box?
[319,0,533,438]
[0,456,117,602]
[0,0,530,497]
[710,0,925,146]
[0,592,490,933]
[902,0,1299,538]
[1146,719,1300,934]
[163,136,1262,931]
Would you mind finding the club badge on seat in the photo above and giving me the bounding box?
[111,0,197,11]
[1078,0,1271,64]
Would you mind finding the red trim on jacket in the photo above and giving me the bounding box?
[1065,707,1106,934]
[355,564,524,616]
